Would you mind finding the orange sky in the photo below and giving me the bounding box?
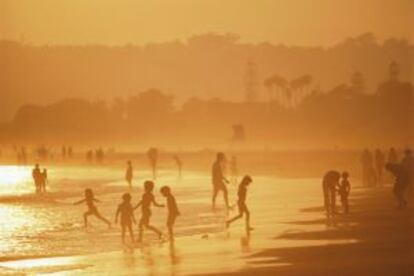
[0,0,413,46]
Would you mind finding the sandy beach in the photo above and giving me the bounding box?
[0,164,411,275]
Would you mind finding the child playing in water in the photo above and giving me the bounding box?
[226,175,253,232]
[160,186,180,242]
[338,172,351,214]
[74,188,111,228]
[134,181,164,243]
[115,193,136,244]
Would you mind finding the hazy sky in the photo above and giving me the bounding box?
[1,0,413,46]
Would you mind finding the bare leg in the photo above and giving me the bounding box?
[128,225,134,242]
[223,189,230,209]
[95,213,111,228]
[121,226,126,243]
[146,225,163,239]
[137,220,144,242]
[168,225,174,241]
[83,212,90,228]
[226,213,242,228]
[245,210,252,231]
[212,188,219,210]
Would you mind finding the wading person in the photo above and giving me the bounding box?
[211,152,230,210]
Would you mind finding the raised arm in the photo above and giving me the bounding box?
[134,200,142,210]
[152,197,164,208]
[93,198,101,203]
[74,199,85,205]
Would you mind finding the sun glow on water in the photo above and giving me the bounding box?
[0,166,33,195]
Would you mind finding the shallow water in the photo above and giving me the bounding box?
[0,165,354,274]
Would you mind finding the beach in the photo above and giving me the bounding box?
[0,164,412,275]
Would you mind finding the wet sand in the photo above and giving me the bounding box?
[206,187,414,276]
[0,167,412,275]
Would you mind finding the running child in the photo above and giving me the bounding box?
[134,181,164,243]
[115,193,136,244]
[226,175,253,231]
[74,188,111,228]
[160,186,180,241]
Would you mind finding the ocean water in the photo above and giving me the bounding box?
[0,165,350,273]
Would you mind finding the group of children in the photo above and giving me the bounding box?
[74,181,180,244]
[74,175,254,245]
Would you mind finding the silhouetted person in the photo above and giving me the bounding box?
[40,168,48,193]
[226,175,253,232]
[74,189,111,228]
[361,149,376,186]
[125,160,133,190]
[401,149,414,191]
[147,148,158,180]
[322,170,340,217]
[68,146,73,158]
[32,164,42,193]
[212,152,230,210]
[388,147,398,164]
[134,181,164,243]
[375,149,385,186]
[160,186,180,242]
[173,155,182,178]
[338,172,351,214]
[230,155,238,185]
[386,163,409,209]
[86,150,93,163]
[115,193,136,244]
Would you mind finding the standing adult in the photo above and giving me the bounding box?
[125,160,133,190]
[212,152,230,210]
[322,170,341,217]
[32,164,42,193]
[386,163,409,209]
[375,149,386,186]
[388,147,398,164]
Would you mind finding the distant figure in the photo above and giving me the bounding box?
[226,175,253,232]
[212,152,230,210]
[147,148,159,180]
[134,181,164,243]
[40,168,48,193]
[96,148,104,164]
[115,193,136,244]
[62,146,67,160]
[375,149,385,186]
[125,160,133,190]
[160,186,180,242]
[361,149,376,186]
[230,155,239,185]
[68,146,73,158]
[173,155,182,178]
[385,163,409,209]
[322,170,340,217]
[74,189,111,228]
[86,150,93,163]
[388,147,398,164]
[338,172,351,214]
[32,164,42,193]
[401,149,414,191]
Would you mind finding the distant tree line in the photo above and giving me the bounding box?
[0,62,412,148]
